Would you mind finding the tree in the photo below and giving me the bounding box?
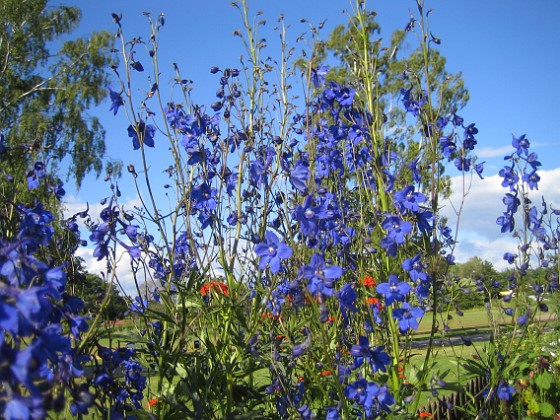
[0,0,116,284]
[449,256,504,307]
[299,7,469,199]
[0,0,114,187]
[73,273,128,321]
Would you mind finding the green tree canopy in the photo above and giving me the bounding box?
[0,0,114,187]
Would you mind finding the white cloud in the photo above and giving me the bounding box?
[75,246,141,296]
[476,145,514,158]
[64,194,147,296]
[442,167,560,267]
[63,194,143,222]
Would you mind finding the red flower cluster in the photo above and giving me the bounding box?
[199,281,229,296]
[366,296,383,311]
[363,275,376,288]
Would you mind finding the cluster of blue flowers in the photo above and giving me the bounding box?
[0,203,89,418]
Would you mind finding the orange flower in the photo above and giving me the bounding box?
[418,412,432,418]
[363,276,376,288]
[200,281,229,296]
[321,370,332,377]
[366,297,383,310]
[146,398,158,409]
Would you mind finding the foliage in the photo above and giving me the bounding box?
[1,0,559,419]
[0,0,114,187]
[73,273,128,321]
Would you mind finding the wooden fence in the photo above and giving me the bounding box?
[418,375,492,419]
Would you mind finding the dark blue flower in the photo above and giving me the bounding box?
[526,152,541,170]
[454,156,471,171]
[522,169,540,190]
[381,216,412,256]
[376,274,410,305]
[517,311,529,326]
[499,165,519,191]
[512,134,529,156]
[400,88,426,116]
[290,159,309,193]
[109,88,124,115]
[350,336,391,373]
[254,231,292,274]
[293,195,328,237]
[394,186,426,214]
[416,209,434,234]
[302,253,343,297]
[338,283,358,323]
[439,135,457,158]
[504,256,516,270]
[26,162,45,190]
[127,122,156,150]
[292,335,311,358]
[402,254,427,282]
[496,212,515,233]
[337,87,355,107]
[496,381,515,401]
[382,216,412,245]
[502,192,520,214]
[344,378,394,416]
[392,303,424,332]
[474,161,485,179]
[311,64,329,89]
[190,183,217,211]
[409,158,422,183]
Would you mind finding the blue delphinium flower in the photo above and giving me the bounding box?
[108,88,124,115]
[392,302,424,333]
[311,64,329,89]
[345,378,394,416]
[522,169,540,190]
[439,135,457,158]
[502,192,520,214]
[376,274,411,305]
[27,162,46,190]
[409,158,422,183]
[350,336,391,373]
[474,161,485,179]
[527,152,541,170]
[400,87,426,117]
[127,121,156,150]
[338,283,358,324]
[496,381,516,401]
[498,165,519,191]
[254,231,292,274]
[394,186,426,214]
[402,253,427,282]
[290,159,309,194]
[292,334,311,358]
[380,216,412,256]
[190,182,217,211]
[302,253,343,297]
[512,134,529,156]
[293,195,328,237]
[337,87,355,107]
[496,212,515,233]
[454,156,471,171]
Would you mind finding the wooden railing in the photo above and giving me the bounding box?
[418,375,492,419]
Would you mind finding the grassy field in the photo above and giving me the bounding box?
[82,305,557,416]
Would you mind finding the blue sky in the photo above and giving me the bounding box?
[56,0,560,287]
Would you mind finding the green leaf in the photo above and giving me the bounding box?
[534,371,553,390]
[539,401,555,418]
